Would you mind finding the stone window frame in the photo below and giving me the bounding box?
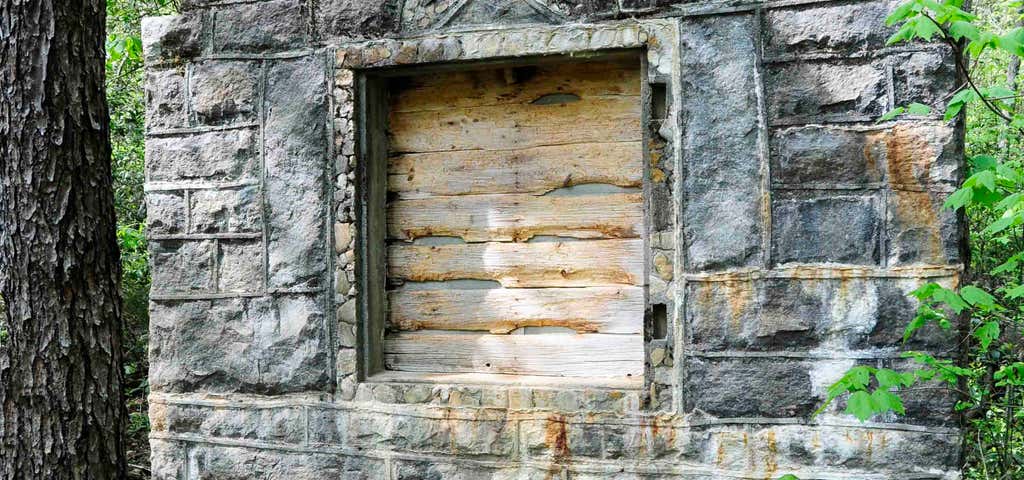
[331,20,682,402]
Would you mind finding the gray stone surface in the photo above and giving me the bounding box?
[146,128,259,183]
[190,60,260,126]
[145,68,188,130]
[264,56,328,290]
[143,4,965,478]
[212,0,307,53]
[772,193,882,265]
[190,186,262,233]
[679,14,763,271]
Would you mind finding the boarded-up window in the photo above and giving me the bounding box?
[380,56,645,384]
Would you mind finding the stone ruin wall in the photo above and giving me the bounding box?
[142,0,966,478]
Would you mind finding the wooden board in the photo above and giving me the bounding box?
[387,141,642,197]
[388,96,642,153]
[388,286,643,334]
[389,59,641,113]
[383,332,644,377]
[387,239,644,287]
[387,193,643,242]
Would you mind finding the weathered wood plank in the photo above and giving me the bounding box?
[388,96,642,152]
[368,370,643,389]
[387,286,643,334]
[387,141,643,196]
[387,239,644,287]
[390,59,641,113]
[383,332,644,377]
[387,193,643,242]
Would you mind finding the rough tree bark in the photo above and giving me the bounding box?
[0,0,127,477]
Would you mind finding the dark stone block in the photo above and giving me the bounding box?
[861,278,960,352]
[548,0,618,19]
[316,0,399,41]
[772,193,882,265]
[771,126,887,186]
[683,358,817,418]
[767,60,887,124]
[894,50,958,111]
[763,0,897,57]
[212,0,307,53]
[683,188,763,271]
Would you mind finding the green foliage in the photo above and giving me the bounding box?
[809,0,1024,478]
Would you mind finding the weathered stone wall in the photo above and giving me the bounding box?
[143,0,965,478]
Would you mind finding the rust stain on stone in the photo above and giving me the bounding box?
[885,125,935,188]
[763,431,778,479]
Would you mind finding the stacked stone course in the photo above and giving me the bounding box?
[143,0,965,478]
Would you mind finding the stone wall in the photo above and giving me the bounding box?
[142,0,965,478]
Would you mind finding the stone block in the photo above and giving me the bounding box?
[772,122,961,188]
[772,193,881,265]
[212,0,307,53]
[160,403,306,444]
[146,128,259,183]
[686,277,960,352]
[145,68,188,130]
[315,0,399,41]
[894,50,958,110]
[219,240,264,293]
[683,358,817,418]
[767,60,887,124]
[886,189,962,265]
[859,277,960,351]
[190,60,260,126]
[142,14,203,63]
[148,439,187,480]
[149,299,259,392]
[679,14,760,194]
[150,240,214,294]
[264,56,329,290]
[188,445,385,479]
[547,0,618,19]
[393,461,519,480]
[146,192,186,234]
[346,411,515,456]
[763,0,897,57]
[255,294,331,393]
[190,186,262,233]
[683,188,762,271]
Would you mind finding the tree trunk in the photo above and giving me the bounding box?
[0,0,127,477]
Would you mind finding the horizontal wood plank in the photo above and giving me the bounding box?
[387,239,644,287]
[387,193,643,242]
[388,96,641,153]
[390,59,641,113]
[387,141,643,196]
[387,286,643,334]
[383,332,644,377]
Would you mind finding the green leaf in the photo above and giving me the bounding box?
[971,154,998,171]
[886,0,917,25]
[876,368,915,388]
[943,187,972,210]
[871,388,906,415]
[949,20,980,40]
[846,390,876,421]
[878,106,906,122]
[904,313,929,342]
[777,475,801,480]
[1004,284,1024,299]
[982,213,1020,235]
[932,287,969,313]
[906,102,932,115]
[974,321,1000,351]
[960,285,996,308]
